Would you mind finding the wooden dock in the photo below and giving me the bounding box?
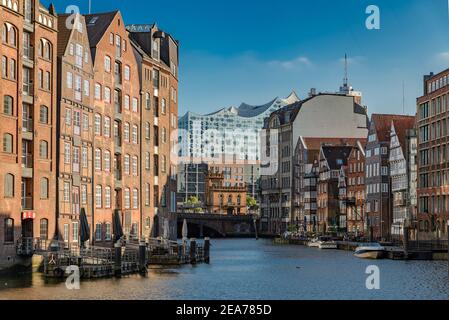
[39,238,211,280]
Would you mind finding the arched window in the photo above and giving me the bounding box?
[104,150,111,172]
[1,24,7,43]
[39,105,48,124]
[9,26,16,46]
[3,133,13,153]
[40,219,48,240]
[95,185,102,208]
[145,122,150,139]
[145,93,151,110]
[219,194,224,206]
[44,41,52,60]
[3,95,13,115]
[4,173,14,198]
[237,195,241,205]
[4,218,14,242]
[228,195,232,204]
[39,140,48,159]
[40,177,49,199]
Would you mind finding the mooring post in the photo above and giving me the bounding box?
[114,242,122,277]
[370,226,374,243]
[403,226,409,259]
[204,237,210,264]
[139,239,147,274]
[447,221,449,274]
[253,216,259,240]
[190,238,197,265]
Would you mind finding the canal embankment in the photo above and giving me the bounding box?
[272,238,449,261]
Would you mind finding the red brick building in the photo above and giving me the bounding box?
[56,13,95,247]
[417,69,449,240]
[0,0,58,270]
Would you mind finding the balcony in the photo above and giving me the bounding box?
[23,46,34,67]
[22,83,34,103]
[21,154,33,178]
[114,136,122,154]
[394,198,407,207]
[22,117,34,140]
[21,197,33,210]
[115,169,122,189]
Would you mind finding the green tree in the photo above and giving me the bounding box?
[247,197,258,210]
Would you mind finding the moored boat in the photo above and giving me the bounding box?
[318,240,338,250]
[354,243,385,259]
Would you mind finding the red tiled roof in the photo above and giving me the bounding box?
[371,114,416,142]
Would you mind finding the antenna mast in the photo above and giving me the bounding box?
[344,54,348,87]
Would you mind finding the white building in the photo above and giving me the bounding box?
[178,92,300,163]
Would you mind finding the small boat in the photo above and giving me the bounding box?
[318,238,338,250]
[354,243,385,259]
[307,238,320,248]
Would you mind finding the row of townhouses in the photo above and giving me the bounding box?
[261,69,449,243]
[0,0,178,271]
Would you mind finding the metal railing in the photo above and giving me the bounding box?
[22,117,33,133]
[21,154,33,168]
[21,197,33,210]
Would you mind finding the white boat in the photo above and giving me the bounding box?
[354,243,385,259]
[318,241,338,250]
[307,239,320,248]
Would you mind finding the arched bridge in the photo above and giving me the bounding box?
[176,213,258,238]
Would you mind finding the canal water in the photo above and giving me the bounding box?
[1,239,449,300]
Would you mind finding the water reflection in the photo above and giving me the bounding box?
[0,239,449,300]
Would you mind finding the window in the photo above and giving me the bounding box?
[104,150,111,172]
[82,147,88,168]
[83,114,89,131]
[81,184,87,205]
[45,71,51,91]
[95,185,102,208]
[40,219,48,240]
[124,154,130,175]
[40,178,49,199]
[4,218,14,243]
[145,93,151,110]
[105,223,112,241]
[75,44,83,67]
[4,173,14,198]
[133,188,138,209]
[132,125,138,144]
[124,95,130,110]
[66,72,73,89]
[63,182,70,202]
[145,183,150,206]
[95,149,102,171]
[105,186,111,209]
[145,122,150,140]
[124,122,130,142]
[132,156,138,176]
[83,79,90,96]
[64,142,71,164]
[162,127,167,144]
[1,56,7,78]
[95,83,101,100]
[3,95,13,115]
[104,87,111,103]
[161,98,166,115]
[124,188,130,209]
[72,222,79,242]
[39,105,48,124]
[162,155,167,173]
[9,58,16,80]
[104,55,111,72]
[132,98,138,113]
[104,117,111,137]
[95,223,102,241]
[145,152,150,170]
[124,65,130,81]
[3,133,13,153]
[65,108,72,126]
[94,114,101,135]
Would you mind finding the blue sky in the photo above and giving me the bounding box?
[43,0,449,116]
